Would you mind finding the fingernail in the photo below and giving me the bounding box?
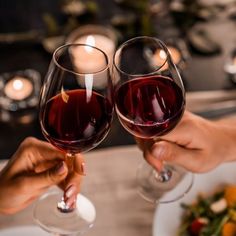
[66,195,77,209]
[65,185,77,198]
[81,162,86,176]
[55,162,66,175]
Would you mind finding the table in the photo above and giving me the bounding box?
[0,145,155,236]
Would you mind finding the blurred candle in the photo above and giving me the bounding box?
[72,35,112,74]
[4,76,33,100]
[74,34,115,63]
[153,46,181,71]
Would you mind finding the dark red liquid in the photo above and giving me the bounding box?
[115,76,185,138]
[41,89,113,153]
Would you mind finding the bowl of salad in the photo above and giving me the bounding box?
[153,162,236,236]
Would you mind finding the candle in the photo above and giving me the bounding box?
[71,35,110,74]
[74,34,115,63]
[4,76,33,100]
[67,25,116,68]
[0,69,41,124]
[66,25,117,87]
[153,46,182,71]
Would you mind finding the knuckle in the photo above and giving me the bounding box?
[22,137,37,146]
[19,137,39,154]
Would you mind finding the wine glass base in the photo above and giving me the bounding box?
[33,188,96,235]
[137,161,194,204]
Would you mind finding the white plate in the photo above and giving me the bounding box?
[153,162,236,236]
[0,226,50,236]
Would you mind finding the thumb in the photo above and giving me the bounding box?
[30,161,68,190]
[146,141,202,172]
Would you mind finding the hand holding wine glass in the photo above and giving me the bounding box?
[34,43,113,235]
[0,137,83,215]
[112,36,194,204]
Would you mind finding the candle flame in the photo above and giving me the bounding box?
[85,35,95,53]
[13,79,24,91]
[159,50,167,60]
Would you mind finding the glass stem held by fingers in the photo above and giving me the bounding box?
[57,153,75,213]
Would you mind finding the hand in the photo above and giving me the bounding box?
[138,111,236,173]
[0,137,84,214]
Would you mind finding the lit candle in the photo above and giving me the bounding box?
[74,34,115,63]
[153,46,182,71]
[71,35,113,75]
[4,76,33,100]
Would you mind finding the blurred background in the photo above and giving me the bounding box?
[0,0,236,159]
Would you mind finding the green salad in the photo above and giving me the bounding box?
[178,185,236,236]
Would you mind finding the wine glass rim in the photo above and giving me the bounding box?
[113,36,170,77]
[53,43,110,75]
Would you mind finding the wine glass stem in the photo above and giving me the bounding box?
[154,165,172,182]
[57,153,76,213]
[150,139,172,182]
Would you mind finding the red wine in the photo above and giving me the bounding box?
[115,76,185,138]
[41,89,113,153]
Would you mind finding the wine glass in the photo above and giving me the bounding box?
[33,43,113,235]
[112,36,194,204]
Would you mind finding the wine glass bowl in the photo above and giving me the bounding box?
[40,44,113,155]
[34,43,113,235]
[113,36,193,204]
[114,74,185,139]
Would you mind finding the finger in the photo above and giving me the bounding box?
[25,161,68,190]
[65,193,77,209]
[34,160,60,173]
[19,137,65,165]
[31,140,65,162]
[144,148,163,172]
[149,141,203,173]
[61,174,81,205]
[58,155,84,193]
[160,111,208,150]
[64,172,82,190]
[73,154,85,176]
